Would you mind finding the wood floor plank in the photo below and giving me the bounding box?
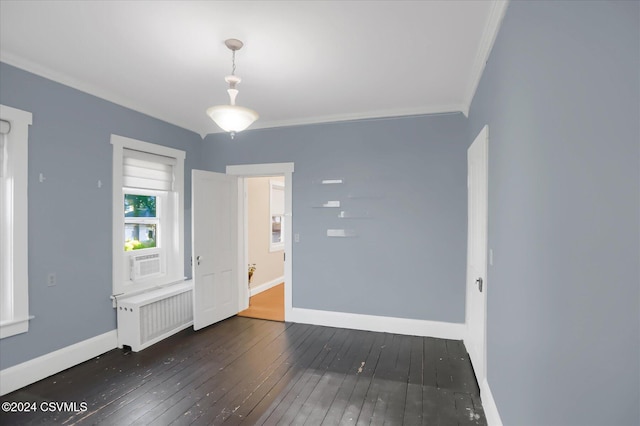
[269,327,351,425]
[236,326,339,426]
[95,318,275,425]
[421,386,458,426]
[402,336,425,424]
[292,348,352,423]
[403,383,423,426]
[433,338,456,390]
[0,317,486,426]
[10,319,258,426]
[337,331,387,426]
[446,340,480,396]
[191,323,314,425]
[143,321,294,425]
[222,324,329,425]
[317,330,376,426]
[422,337,439,388]
[455,391,485,426]
[295,329,370,425]
[381,334,412,425]
[70,317,261,424]
[115,320,282,425]
[369,335,412,426]
[408,335,424,386]
[355,332,396,426]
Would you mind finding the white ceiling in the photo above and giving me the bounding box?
[0,1,507,137]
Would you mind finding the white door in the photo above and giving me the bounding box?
[192,170,239,330]
[465,125,489,384]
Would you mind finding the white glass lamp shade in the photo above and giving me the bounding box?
[206,105,259,132]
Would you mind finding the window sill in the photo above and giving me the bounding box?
[0,315,34,339]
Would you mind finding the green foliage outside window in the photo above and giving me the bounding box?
[124,194,156,217]
[124,194,157,250]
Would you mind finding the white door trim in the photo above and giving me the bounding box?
[226,163,294,321]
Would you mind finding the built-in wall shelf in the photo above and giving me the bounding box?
[347,194,384,200]
[321,179,343,185]
[312,200,341,208]
[312,178,344,185]
[327,229,357,238]
[338,210,371,219]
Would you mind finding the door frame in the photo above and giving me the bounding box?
[226,163,294,320]
[464,125,489,385]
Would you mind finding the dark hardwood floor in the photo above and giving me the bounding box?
[0,317,486,425]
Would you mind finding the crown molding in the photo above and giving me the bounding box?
[204,104,467,136]
[0,52,198,135]
[2,52,467,138]
[462,0,510,115]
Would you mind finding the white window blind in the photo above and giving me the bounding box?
[123,148,176,191]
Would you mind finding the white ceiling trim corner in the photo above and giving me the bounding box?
[206,104,469,135]
[461,0,511,115]
[0,50,198,136]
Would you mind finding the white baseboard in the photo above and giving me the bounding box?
[0,330,118,396]
[249,276,284,297]
[288,307,465,340]
[480,377,503,426]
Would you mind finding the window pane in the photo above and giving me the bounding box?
[124,194,156,217]
[271,215,282,244]
[124,223,157,251]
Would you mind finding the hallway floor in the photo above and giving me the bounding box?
[237,283,284,322]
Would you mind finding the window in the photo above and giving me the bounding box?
[269,180,285,252]
[111,135,185,297]
[124,194,158,251]
[0,105,32,339]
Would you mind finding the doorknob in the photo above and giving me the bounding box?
[476,277,483,292]
[196,256,201,266]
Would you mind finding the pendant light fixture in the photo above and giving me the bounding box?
[206,39,259,138]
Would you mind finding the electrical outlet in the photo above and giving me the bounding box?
[47,273,56,287]
[294,233,300,243]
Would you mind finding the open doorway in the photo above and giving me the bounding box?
[237,176,285,321]
[225,162,294,322]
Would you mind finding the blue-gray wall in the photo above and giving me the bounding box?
[202,114,469,322]
[468,1,640,425]
[0,62,202,370]
[0,62,469,371]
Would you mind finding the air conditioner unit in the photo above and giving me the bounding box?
[130,253,161,280]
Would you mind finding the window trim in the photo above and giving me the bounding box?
[0,104,33,339]
[111,134,185,298]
